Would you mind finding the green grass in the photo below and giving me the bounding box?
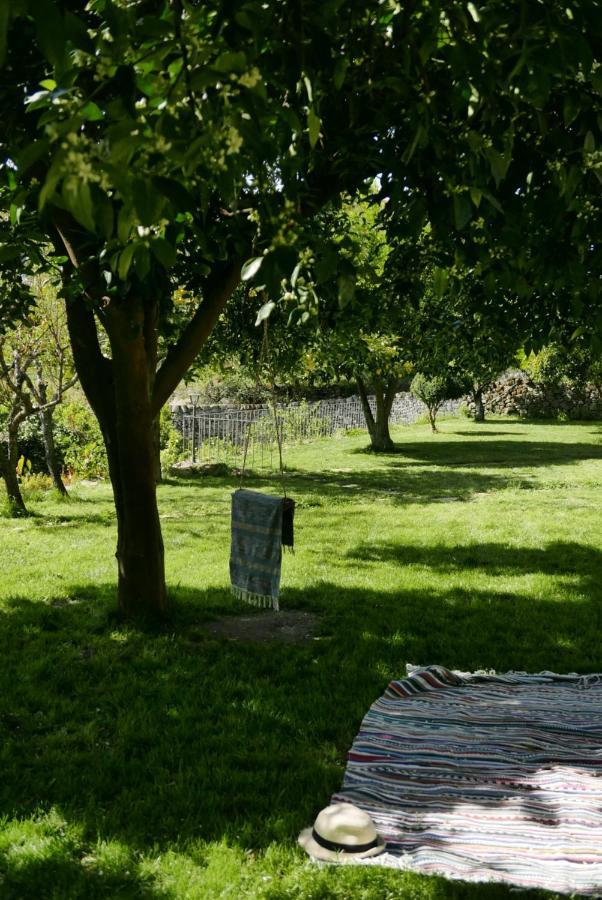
[1,418,601,899]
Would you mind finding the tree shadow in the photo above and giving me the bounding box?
[0,556,600,822]
[351,439,602,468]
[453,430,526,437]
[346,540,602,586]
[290,462,531,503]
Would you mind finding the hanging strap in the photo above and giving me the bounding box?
[237,319,286,497]
[261,318,287,498]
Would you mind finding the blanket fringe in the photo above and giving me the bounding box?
[232,586,279,611]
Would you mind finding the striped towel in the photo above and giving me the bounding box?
[230,489,283,610]
[332,665,602,895]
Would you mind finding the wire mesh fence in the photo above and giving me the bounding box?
[178,398,368,471]
[175,393,460,472]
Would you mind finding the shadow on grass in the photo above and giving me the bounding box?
[350,439,602,468]
[346,539,602,582]
[0,540,600,893]
[162,466,514,504]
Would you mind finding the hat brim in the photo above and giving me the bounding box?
[298,827,386,863]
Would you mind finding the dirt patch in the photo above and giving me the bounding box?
[205,609,319,644]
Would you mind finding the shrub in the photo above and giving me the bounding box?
[160,407,185,471]
[411,372,461,433]
[20,472,56,500]
[54,401,109,480]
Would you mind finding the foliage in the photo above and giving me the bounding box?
[522,343,602,389]
[0,421,601,893]
[20,472,57,500]
[159,405,185,471]
[411,373,452,408]
[18,415,74,475]
[411,372,464,432]
[55,401,109,480]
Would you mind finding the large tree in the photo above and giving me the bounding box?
[0,1,599,616]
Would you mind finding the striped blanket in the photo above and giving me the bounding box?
[333,665,602,895]
[230,489,283,610]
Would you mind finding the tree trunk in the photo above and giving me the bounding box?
[473,387,485,422]
[153,415,162,484]
[0,443,27,514]
[104,299,167,618]
[39,407,68,495]
[357,376,396,451]
[56,208,242,618]
[427,405,439,433]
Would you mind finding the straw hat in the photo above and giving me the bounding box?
[298,802,386,863]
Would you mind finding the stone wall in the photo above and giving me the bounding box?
[466,370,602,419]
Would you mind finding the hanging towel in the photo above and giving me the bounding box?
[230,489,284,610]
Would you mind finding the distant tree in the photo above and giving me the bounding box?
[410,372,464,433]
[0,302,77,512]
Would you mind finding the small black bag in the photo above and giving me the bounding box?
[282,497,295,549]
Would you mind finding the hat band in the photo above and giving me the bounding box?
[311,828,379,854]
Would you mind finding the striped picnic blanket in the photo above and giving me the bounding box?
[333,665,602,895]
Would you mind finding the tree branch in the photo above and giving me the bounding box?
[64,297,113,427]
[356,375,376,429]
[152,257,243,415]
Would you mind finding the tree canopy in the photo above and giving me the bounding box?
[0,0,600,615]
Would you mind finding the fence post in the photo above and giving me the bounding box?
[191,400,197,463]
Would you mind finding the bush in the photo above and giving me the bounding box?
[20,472,56,500]
[160,406,185,470]
[522,345,567,386]
[522,344,599,388]
[54,401,109,479]
[410,372,463,432]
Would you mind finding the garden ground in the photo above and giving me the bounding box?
[1,418,601,899]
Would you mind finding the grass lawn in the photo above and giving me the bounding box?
[1,418,601,899]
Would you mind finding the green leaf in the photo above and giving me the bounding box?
[117,205,135,243]
[467,3,480,22]
[241,257,263,281]
[17,139,49,173]
[453,193,472,230]
[337,272,355,306]
[255,301,275,326]
[482,190,503,213]
[303,75,313,103]
[40,79,57,91]
[214,51,247,73]
[487,149,510,186]
[584,131,595,153]
[82,101,103,121]
[469,188,482,208]
[33,0,66,71]
[118,244,136,280]
[334,58,349,90]
[151,238,176,269]
[62,177,95,232]
[308,107,321,148]
[433,267,449,298]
